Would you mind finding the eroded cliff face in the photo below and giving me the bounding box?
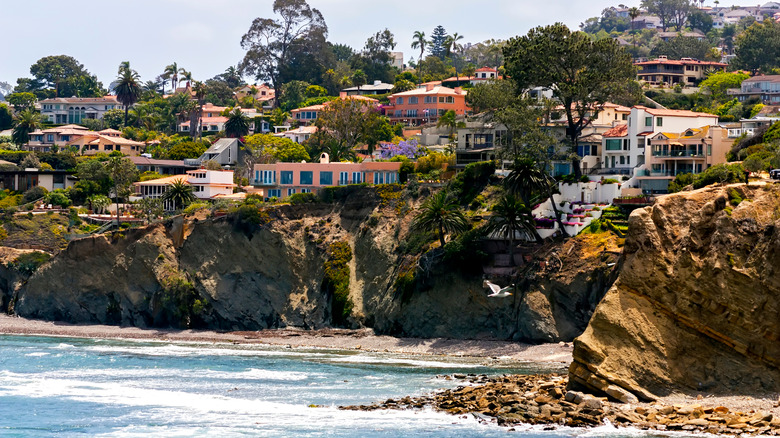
[7,188,616,342]
[570,184,780,402]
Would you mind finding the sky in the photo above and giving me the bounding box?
[0,0,765,91]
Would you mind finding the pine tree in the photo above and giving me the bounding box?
[429,25,448,59]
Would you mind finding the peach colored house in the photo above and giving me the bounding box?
[386,84,468,126]
[290,93,379,125]
[252,153,401,199]
[637,125,731,192]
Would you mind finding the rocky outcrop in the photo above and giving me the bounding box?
[570,184,780,400]
[6,187,617,342]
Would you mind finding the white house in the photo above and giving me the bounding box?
[39,96,124,125]
[601,106,719,175]
[132,169,236,210]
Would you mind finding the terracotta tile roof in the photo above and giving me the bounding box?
[743,75,780,83]
[635,58,727,67]
[603,124,628,137]
[133,175,187,186]
[390,86,466,97]
[637,106,718,118]
[475,67,497,72]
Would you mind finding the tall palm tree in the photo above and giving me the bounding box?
[162,62,179,93]
[628,7,641,30]
[445,32,464,58]
[504,158,569,238]
[11,109,43,147]
[484,194,535,265]
[190,81,205,140]
[114,62,142,128]
[411,31,428,80]
[179,69,193,89]
[224,107,249,138]
[163,179,195,211]
[411,190,469,248]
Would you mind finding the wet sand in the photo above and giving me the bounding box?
[0,314,572,363]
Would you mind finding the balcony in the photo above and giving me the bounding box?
[651,150,704,158]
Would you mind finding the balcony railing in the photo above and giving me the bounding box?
[651,151,704,157]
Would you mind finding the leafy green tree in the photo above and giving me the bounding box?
[87,194,111,214]
[411,190,469,248]
[641,0,693,31]
[12,110,43,146]
[203,80,237,107]
[687,9,713,33]
[114,62,142,127]
[700,71,749,102]
[239,0,328,108]
[733,20,780,74]
[102,109,125,130]
[6,92,36,112]
[268,138,310,162]
[23,55,104,97]
[225,107,250,138]
[163,180,195,211]
[44,189,71,208]
[314,98,390,156]
[503,23,635,177]
[437,110,465,144]
[167,141,207,160]
[280,80,311,111]
[0,104,12,130]
[105,157,139,223]
[392,79,416,93]
[650,36,715,61]
[136,196,164,221]
[351,69,367,92]
[484,194,535,264]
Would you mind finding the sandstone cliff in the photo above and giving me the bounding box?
[570,184,780,401]
[5,187,617,342]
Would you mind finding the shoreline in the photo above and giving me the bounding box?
[0,314,572,363]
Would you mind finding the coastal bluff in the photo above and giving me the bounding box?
[0,187,614,343]
[570,184,780,401]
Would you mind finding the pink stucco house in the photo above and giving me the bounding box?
[252,153,401,199]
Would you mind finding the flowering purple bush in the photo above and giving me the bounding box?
[534,217,556,229]
[380,139,422,159]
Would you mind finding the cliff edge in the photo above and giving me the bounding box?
[569,183,780,402]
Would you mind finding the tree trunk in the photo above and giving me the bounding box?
[548,188,569,238]
[508,234,515,266]
[123,107,129,128]
[438,223,446,248]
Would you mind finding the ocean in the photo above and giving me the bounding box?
[0,335,697,437]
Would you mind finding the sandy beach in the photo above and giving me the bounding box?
[0,314,572,364]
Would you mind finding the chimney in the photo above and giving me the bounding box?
[426,83,435,92]
[373,80,381,85]
[339,91,347,98]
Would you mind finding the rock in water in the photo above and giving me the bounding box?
[569,184,780,401]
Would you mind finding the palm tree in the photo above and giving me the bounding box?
[179,69,193,89]
[12,109,43,147]
[436,109,465,146]
[629,7,641,30]
[445,33,465,85]
[484,194,535,265]
[411,31,428,80]
[190,81,206,140]
[224,107,249,138]
[114,62,142,127]
[163,179,195,211]
[504,158,569,238]
[411,190,469,248]
[162,62,179,93]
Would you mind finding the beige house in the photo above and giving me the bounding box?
[636,56,727,86]
[637,125,731,192]
[27,126,144,155]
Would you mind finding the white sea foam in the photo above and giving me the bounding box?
[24,352,49,357]
[84,343,331,359]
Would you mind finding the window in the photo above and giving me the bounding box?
[605,139,622,151]
[320,171,333,185]
[445,96,454,104]
[351,172,362,184]
[439,96,445,103]
[105,145,114,151]
[622,114,628,120]
[300,188,312,193]
[394,110,402,117]
[708,145,712,156]
[374,171,384,184]
[627,156,630,165]
[299,171,313,185]
[280,171,293,185]
[61,135,69,142]
[408,96,418,104]
[396,97,403,105]
[619,156,625,165]
[645,117,652,127]
[258,170,275,185]
[287,188,296,196]
[424,96,435,103]
[268,189,281,198]
[405,109,418,117]
[656,117,663,127]
[623,139,629,150]
[47,134,54,142]
[438,109,446,116]
[339,171,349,185]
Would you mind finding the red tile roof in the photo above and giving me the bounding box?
[603,124,628,137]
[637,106,717,118]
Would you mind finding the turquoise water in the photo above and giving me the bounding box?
[0,335,691,437]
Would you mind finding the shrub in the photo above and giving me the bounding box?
[727,188,743,206]
[9,251,51,275]
[44,189,71,208]
[442,227,487,273]
[580,175,591,183]
[287,192,319,205]
[160,273,204,328]
[448,161,495,205]
[22,186,48,205]
[602,178,619,184]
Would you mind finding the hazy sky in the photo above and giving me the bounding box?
[0,0,762,90]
